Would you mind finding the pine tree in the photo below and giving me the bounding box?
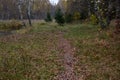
[65,13,73,23]
[55,8,65,25]
[45,12,52,22]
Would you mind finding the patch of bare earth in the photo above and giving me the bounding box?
[55,32,82,80]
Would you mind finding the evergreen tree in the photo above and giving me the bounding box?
[55,8,65,25]
[65,13,73,23]
[45,12,52,22]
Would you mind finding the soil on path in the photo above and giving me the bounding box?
[56,32,81,80]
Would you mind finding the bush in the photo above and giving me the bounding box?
[55,8,65,25]
[73,12,80,20]
[90,14,98,25]
[0,20,23,30]
[45,12,52,22]
[80,11,88,20]
[65,13,73,23]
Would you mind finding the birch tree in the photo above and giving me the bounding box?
[17,0,26,26]
[26,0,32,26]
[18,0,23,20]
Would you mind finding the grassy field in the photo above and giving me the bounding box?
[0,22,63,80]
[64,24,120,80]
[0,21,120,80]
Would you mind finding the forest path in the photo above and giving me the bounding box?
[56,31,82,80]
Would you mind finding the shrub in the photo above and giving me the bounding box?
[65,13,73,23]
[73,12,80,20]
[9,20,23,30]
[115,19,120,33]
[45,12,52,22]
[0,20,23,30]
[55,8,65,25]
[80,11,88,20]
[90,14,98,25]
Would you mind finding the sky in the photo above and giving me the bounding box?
[49,0,59,5]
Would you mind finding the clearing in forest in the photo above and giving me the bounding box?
[0,22,120,80]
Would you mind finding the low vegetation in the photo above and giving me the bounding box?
[0,22,63,80]
[65,24,120,80]
[0,20,23,31]
[0,22,120,80]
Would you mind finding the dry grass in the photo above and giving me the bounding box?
[65,24,120,80]
[0,22,119,80]
[0,23,63,80]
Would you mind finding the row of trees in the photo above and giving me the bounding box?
[0,0,57,26]
[0,0,54,19]
[0,0,119,28]
[57,0,120,29]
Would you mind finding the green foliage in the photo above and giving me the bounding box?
[45,12,52,22]
[80,11,88,20]
[0,20,23,30]
[73,12,80,20]
[99,19,107,29]
[90,14,98,25]
[65,13,73,23]
[55,8,65,25]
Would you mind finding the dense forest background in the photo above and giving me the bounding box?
[0,0,119,20]
[0,0,120,28]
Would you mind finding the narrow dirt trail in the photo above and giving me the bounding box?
[56,32,81,80]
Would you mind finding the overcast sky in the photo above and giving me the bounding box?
[49,0,59,5]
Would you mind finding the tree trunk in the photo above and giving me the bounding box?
[115,0,120,33]
[27,0,32,26]
[18,0,25,26]
[94,0,106,29]
[87,0,91,17]
[116,0,120,19]
[106,0,112,26]
[18,0,23,20]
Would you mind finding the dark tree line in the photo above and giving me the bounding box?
[0,0,55,20]
[0,0,119,27]
[58,0,120,28]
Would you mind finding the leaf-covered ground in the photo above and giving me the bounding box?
[65,24,120,80]
[0,22,120,80]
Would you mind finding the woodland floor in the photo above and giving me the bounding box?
[56,31,78,80]
[0,22,120,80]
